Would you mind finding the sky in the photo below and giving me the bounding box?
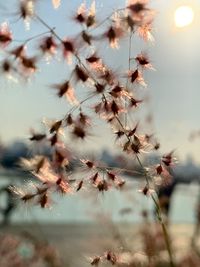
[0,0,200,163]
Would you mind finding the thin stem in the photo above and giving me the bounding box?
[104,166,143,176]
[135,154,175,267]
[95,164,143,177]
[135,154,149,187]
[35,15,62,41]
[115,116,129,137]
[12,30,52,44]
[191,181,200,247]
[88,7,125,33]
[124,32,133,128]
[35,14,98,84]
[35,14,102,120]
[63,93,97,119]
[114,114,175,267]
[34,11,175,266]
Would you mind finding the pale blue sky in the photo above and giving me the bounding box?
[0,0,200,162]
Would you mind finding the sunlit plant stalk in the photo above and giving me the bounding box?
[34,6,175,267]
[1,1,178,266]
[136,155,175,267]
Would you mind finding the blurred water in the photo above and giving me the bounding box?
[0,174,199,224]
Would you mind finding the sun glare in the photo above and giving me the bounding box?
[175,6,194,28]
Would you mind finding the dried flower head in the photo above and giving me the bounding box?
[19,0,34,20]
[52,0,61,9]
[38,192,49,208]
[0,22,12,46]
[81,30,93,45]
[53,81,77,104]
[135,53,154,70]
[86,1,96,27]
[105,26,123,49]
[49,120,62,134]
[49,133,58,146]
[127,0,154,24]
[97,179,109,192]
[76,180,83,191]
[138,185,154,196]
[137,23,154,42]
[72,125,86,139]
[53,149,69,168]
[81,159,95,169]
[20,155,48,173]
[128,69,147,86]
[10,45,25,58]
[162,151,176,167]
[90,256,101,266]
[56,177,71,194]
[105,251,118,265]
[86,54,100,64]
[65,114,74,125]
[20,55,37,74]
[40,36,57,55]
[29,130,46,141]
[128,0,148,14]
[75,3,86,23]
[1,60,12,74]
[62,39,74,61]
[75,65,89,82]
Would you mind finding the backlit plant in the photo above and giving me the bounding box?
[0,1,181,266]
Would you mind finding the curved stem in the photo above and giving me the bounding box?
[12,30,52,44]
[114,114,175,267]
[136,154,175,267]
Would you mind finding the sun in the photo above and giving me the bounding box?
[175,6,194,28]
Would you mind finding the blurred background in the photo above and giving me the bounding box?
[0,0,200,266]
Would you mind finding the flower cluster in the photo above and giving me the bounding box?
[0,0,164,207]
[0,1,182,267]
[89,250,118,266]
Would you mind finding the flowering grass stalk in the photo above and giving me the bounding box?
[0,0,179,266]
